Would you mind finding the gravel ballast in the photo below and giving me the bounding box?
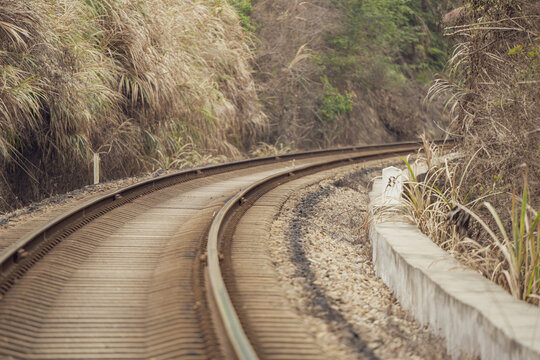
[268,167,458,359]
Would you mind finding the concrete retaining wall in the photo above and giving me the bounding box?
[369,179,540,360]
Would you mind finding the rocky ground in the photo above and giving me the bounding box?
[268,167,457,359]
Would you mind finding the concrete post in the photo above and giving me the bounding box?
[93,153,100,184]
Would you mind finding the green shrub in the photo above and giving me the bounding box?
[323,0,449,87]
[318,76,352,123]
[228,0,255,31]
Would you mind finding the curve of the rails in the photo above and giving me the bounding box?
[0,140,450,359]
[206,145,443,359]
[0,140,451,294]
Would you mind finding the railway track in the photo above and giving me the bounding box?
[0,141,448,359]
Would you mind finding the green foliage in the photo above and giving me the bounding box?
[322,0,449,88]
[228,0,255,31]
[508,43,540,60]
[508,44,524,55]
[318,76,352,123]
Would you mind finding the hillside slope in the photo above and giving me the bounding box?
[251,0,453,148]
[0,0,265,210]
[439,0,539,204]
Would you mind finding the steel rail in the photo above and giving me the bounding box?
[206,141,450,359]
[0,143,378,289]
[0,139,452,356]
[0,140,449,291]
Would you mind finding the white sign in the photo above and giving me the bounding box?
[382,166,403,203]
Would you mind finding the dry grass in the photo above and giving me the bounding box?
[417,1,539,303]
[248,141,293,158]
[401,140,540,305]
[0,0,267,211]
[428,0,540,208]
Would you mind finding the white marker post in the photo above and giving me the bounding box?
[93,153,100,184]
[382,166,403,204]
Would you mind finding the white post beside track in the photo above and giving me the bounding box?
[93,153,100,184]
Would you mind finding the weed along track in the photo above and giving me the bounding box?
[0,142,447,359]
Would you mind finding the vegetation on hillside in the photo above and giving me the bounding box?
[229,0,256,31]
[404,0,539,304]
[323,0,449,87]
[431,0,539,205]
[0,0,265,210]
[0,0,489,214]
[252,0,454,148]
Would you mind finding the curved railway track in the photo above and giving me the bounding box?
[0,141,448,359]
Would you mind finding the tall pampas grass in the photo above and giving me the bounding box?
[0,0,266,211]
